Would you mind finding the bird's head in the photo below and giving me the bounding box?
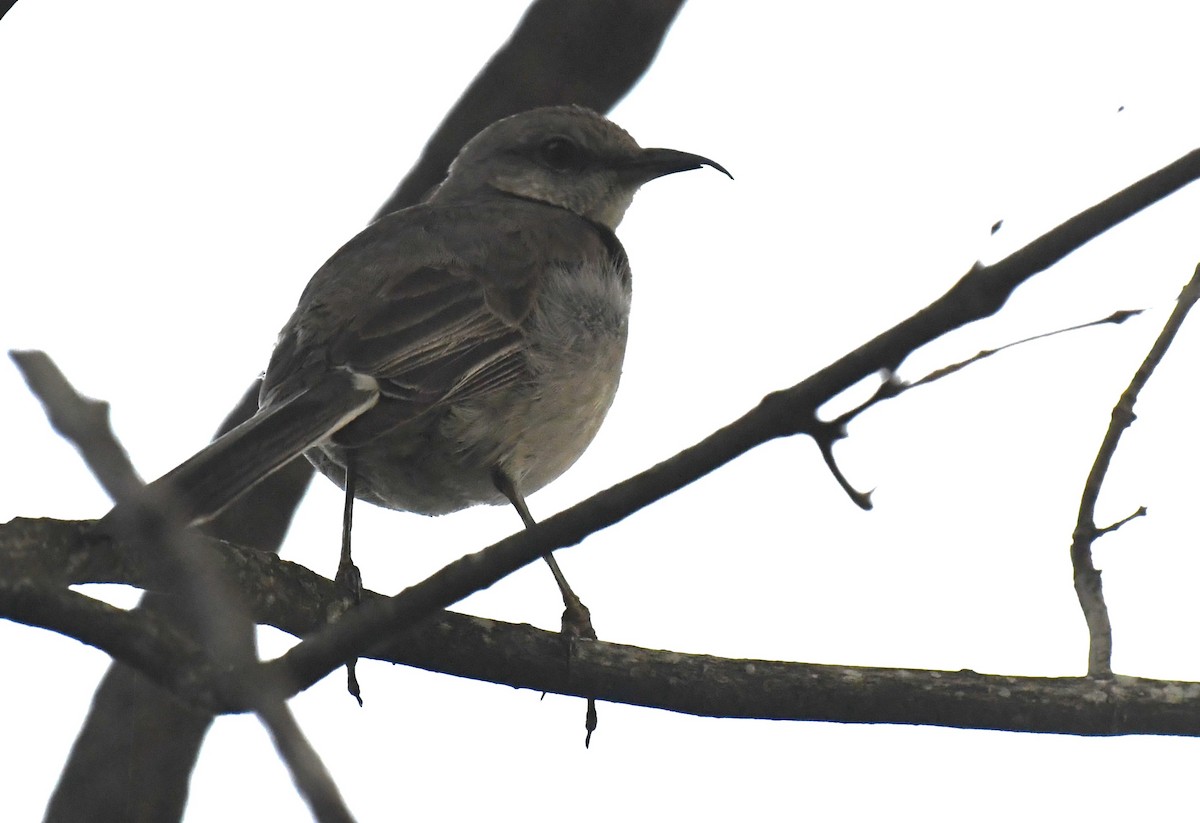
[431,105,730,230]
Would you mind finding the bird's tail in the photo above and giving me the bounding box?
[109,371,378,528]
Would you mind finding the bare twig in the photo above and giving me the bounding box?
[1097,506,1147,536]
[909,310,1143,391]
[814,422,873,509]
[1070,263,1200,677]
[829,309,1144,426]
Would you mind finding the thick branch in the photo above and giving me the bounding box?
[7,518,1200,737]
[0,580,230,703]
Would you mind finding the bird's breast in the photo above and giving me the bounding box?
[454,256,633,496]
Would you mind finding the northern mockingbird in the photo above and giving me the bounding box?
[116,104,727,662]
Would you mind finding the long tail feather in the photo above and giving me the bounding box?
[111,371,378,528]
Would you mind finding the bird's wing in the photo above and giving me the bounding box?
[262,200,613,437]
[337,262,528,409]
[112,201,614,527]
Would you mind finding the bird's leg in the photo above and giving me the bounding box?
[492,468,598,747]
[491,469,594,639]
[337,458,363,706]
[541,553,593,640]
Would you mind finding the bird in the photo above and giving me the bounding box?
[111,105,729,694]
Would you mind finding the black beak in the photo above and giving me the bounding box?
[619,147,733,183]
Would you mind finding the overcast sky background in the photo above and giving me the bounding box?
[5,2,1200,820]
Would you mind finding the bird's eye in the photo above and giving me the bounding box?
[538,137,581,171]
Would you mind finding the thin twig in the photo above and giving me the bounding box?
[1070,263,1200,677]
[911,309,1143,390]
[1097,506,1147,536]
[830,311,1145,428]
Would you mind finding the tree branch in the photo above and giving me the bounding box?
[7,517,1200,737]
[0,580,229,702]
[9,351,145,502]
[9,354,354,822]
[1069,263,1200,677]
[827,309,1143,427]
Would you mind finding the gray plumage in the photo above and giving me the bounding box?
[128,106,728,527]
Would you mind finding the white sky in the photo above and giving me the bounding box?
[4,1,1200,820]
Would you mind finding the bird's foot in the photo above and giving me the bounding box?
[558,597,598,746]
[333,559,364,706]
[560,597,596,641]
